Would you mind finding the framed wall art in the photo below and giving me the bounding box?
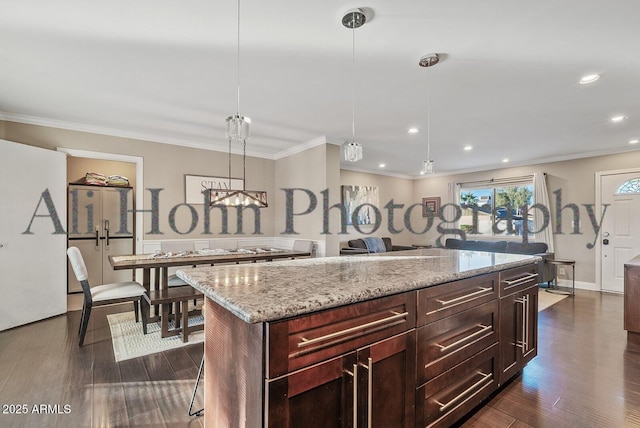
[422,197,441,217]
[185,174,243,205]
[341,185,379,226]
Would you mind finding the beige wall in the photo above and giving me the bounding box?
[413,151,640,284]
[3,121,276,239]
[339,170,416,247]
[274,143,343,256]
[6,119,640,280]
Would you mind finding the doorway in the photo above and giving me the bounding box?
[596,168,640,293]
[58,148,144,310]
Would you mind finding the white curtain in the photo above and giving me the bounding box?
[533,172,554,253]
[447,181,461,240]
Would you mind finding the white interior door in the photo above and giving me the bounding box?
[0,139,67,330]
[600,171,640,293]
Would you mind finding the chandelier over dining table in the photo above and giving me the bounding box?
[209,0,268,208]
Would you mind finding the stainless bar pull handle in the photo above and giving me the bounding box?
[95,228,100,250]
[434,371,492,413]
[515,296,527,353]
[436,287,491,306]
[524,294,530,352]
[360,358,372,428]
[298,311,408,348]
[503,272,538,286]
[104,220,110,249]
[344,364,358,428]
[435,324,491,353]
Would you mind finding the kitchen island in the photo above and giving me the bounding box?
[177,248,541,427]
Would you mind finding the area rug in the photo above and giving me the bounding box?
[107,311,204,362]
[538,288,569,312]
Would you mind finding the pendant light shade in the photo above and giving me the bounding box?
[344,141,363,162]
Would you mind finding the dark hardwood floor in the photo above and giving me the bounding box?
[0,304,204,428]
[460,290,640,428]
[0,290,639,427]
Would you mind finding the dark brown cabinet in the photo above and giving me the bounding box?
[267,331,416,428]
[624,256,640,343]
[202,262,538,428]
[498,265,538,384]
[416,273,501,428]
[266,294,417,428]
[267,353,356,427]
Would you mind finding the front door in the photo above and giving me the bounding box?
[600,171,640,293]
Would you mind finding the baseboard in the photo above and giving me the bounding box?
[553,279,597,291]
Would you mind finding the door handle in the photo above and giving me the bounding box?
[95,228,100,250]
[603,239,609,245]
[104,220,110,249]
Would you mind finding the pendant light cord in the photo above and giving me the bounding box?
[236,0,241,115]
[426,69,430,160]
[351,12,356,143]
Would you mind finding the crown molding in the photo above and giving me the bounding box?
[0,111,278,159]
[273,135,329,159]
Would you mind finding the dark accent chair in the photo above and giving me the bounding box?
[340,237,417,255]
[443,238,555,284]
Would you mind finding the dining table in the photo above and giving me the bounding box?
[108,248,313,338]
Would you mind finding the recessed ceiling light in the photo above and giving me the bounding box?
[630,139,639,145]
[579,74,600,85]
[611,115,628,123]
[408,127,419,134]
[502,158,509,163]
[463,145,473,151]
[379,163,386,168]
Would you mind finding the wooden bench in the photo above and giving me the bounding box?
[143,286,204,342]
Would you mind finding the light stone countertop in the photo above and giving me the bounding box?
[176,248,540,324]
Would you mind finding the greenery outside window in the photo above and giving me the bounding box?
[459,179,534,238]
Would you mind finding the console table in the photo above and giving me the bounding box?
[546,258,576,296]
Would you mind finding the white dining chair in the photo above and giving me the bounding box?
[67,247,147,347]
[292,239,313,254]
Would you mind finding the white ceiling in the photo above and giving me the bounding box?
[1,0,640,178]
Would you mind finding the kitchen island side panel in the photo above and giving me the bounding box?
[205,298,264,427]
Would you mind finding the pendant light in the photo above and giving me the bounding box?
[419,53,439,175]
[342,8,367,162]
[210,0,268,207]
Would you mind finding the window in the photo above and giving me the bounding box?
[617,178,640,194]
[459,178,534,238]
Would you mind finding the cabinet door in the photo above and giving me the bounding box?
[68,185,102,238]
[357,331,415,428]
[267,353,356,428]
[499,285,537,384]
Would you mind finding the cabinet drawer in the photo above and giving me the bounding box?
[417,300,498,386]
[416,344,499,428]
[499,263,539,297]
[417,273,498,326]
[267,292,416,378]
